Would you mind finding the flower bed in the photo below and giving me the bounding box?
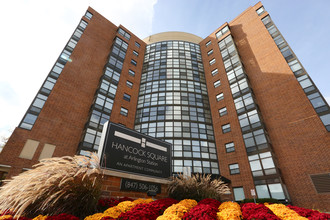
[287,205,330,220]
[265,204,308,219]
[1,198,330,220]
[241,203,280,220]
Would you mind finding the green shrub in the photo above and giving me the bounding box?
[241,198,280,204]
[167,173,230,201]
[0,153,102,218]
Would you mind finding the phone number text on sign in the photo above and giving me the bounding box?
[120,178,161,194]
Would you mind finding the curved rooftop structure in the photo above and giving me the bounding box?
[143,31,203,44]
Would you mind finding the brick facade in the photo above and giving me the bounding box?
[1,3,329,211]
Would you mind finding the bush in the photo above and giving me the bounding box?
[241,198,280,204]
[167,173,230,201]
[0,153,102,218]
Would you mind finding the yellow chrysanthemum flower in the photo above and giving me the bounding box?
[0,215,13,220]
[156,213,181,220]
[32,215,48,220]
[117,201,136,212]
[178,199,198,211]
[103,206,123,218]
[218,201,241,212]
[265,204,308,220]
[163,203,189,218]
[84,212,104,220]
[133,198,154,205]
[217,209,242,220]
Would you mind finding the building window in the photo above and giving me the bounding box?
[297,74,313,92]
[230,78,249,98]
[256,185,270,198]
[238,109,261,132]
[288,59,303,76]
[118,28,131,40]
[255,184,285,199]
[229,163,240,174]
[234,93,255,114]
[129,69,135,77]
[320,114,330,131]
[120,107,128,116]
[20,113,38,130]
[85,11,93,20]
[243,129,268,152]
[216,93,224,101]
[131,59,137,66]
[222,124,231,133]
[216,26,229,39]
[248,151,276,177]
[233,187,245,201]
[219,107,227,116]
[214,80,221,88]
[227,66,244,84]
[209,58,216,65]
[207,49,214,56]
[307,92,328,113]
[123,93,131,102]
[133,50,139,57]
[206,41,211,47]
[225,142,235,153]
[126,80,133,88]
[78,20,88,30]
[256,6,265,16]
[211,69,218,76]
[135,42,141,48]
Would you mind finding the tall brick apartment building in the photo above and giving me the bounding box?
[1,2,329,210]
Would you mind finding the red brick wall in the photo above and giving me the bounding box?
[200,26,255,202]
[229,2,330,210]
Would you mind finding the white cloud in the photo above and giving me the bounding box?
[325,97,330,106]
[90,0,157,39]
[0,0,157,139]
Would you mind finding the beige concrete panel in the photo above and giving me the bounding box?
[38,144,56,160]
[19,139,39,160]
[143,32,203,44]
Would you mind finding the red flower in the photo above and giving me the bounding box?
[197,198,221,208]
[183,204,218,220]
[241,203,280,220]
[117,198,178,220]
[287,205,330,220]
[46,213,79,220]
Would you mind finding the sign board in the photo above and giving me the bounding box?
[120,178,161,194]
[251,189,256,196]
[98,122,172,179]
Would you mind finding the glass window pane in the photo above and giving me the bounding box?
[261,158,275,169]
[250,160,262,171]
[233,187,245,201]
[23,113,37,124]
[268,183,285,200]
[310,97,325,108]
[256,185,270,198]
[320,114,330,125]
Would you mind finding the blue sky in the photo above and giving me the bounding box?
[0,0,329,143]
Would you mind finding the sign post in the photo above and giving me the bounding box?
[250,189,256,203]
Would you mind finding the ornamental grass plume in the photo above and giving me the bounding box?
[0,153,102,219]
[167,173,230,201]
